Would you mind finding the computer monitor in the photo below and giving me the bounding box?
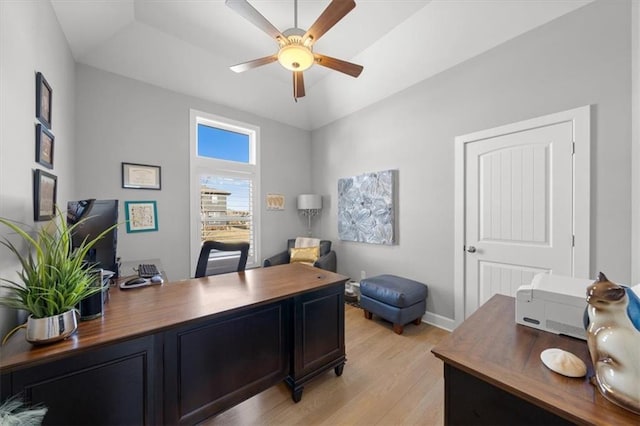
[67,199,95,225]
[67,199,119,276]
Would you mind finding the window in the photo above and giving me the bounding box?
[197,125,250,163]
[190,110,260,276]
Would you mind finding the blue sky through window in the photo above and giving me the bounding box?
[198,124,249,163]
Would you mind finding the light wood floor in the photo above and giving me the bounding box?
[203,305,450,426]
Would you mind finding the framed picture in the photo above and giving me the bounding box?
[125,201,158,233]
[338,169,397,245]
[266,193,285,210]
[36,72,52,129]
[122,162,161,190]
[35,123,54,169]
[34,169,57,221]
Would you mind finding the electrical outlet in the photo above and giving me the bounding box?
[360,270,366,280]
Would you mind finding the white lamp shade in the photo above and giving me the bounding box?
[297,194,322,210]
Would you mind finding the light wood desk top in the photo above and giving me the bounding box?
[0,263,348,373]
[432,295,639,425]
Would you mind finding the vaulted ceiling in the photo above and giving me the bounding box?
[51,0,594,130]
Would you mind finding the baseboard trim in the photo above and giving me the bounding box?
[421,311,456,332]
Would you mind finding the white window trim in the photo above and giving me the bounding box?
[189,109,261,275]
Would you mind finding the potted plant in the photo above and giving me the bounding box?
[0,208,115,344]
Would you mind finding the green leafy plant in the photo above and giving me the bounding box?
[0,208,116,318]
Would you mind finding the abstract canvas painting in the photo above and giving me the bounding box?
[338,170,397,245]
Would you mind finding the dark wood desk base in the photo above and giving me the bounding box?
[444,364,571,425]
[7,335,162,425]
[286,285,346,402]
[0,265,347,425]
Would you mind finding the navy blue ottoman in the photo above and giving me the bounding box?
[360,274,428,335]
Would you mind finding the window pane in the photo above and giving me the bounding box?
[200,176,253,256]
[198,124,250,163]
[191,110,259,272]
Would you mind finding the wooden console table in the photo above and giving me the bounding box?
[0,263,347,425]
[432,295,639,425]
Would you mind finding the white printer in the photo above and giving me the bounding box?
[515,273,593,340]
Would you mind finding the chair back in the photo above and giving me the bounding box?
[195,240,250,278]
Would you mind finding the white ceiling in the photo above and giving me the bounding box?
[51,0,594,130]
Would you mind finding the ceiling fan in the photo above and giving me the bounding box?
[225,0,364,101]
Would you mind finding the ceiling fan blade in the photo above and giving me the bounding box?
[230,55,278,73]
[314,53,363,78]
[303,0,356,45]
[293,72,306,99]
[226,0,286,43]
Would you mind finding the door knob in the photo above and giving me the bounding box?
[466,246,476,253]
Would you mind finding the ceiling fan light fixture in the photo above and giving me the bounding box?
[277,44,314,72]
[226,0,362,99]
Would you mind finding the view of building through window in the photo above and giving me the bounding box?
[199,175,252,245]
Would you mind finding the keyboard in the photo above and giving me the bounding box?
[138,263,160,278]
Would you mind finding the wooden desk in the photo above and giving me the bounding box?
[0,263,348,425]
[431,295,639,425]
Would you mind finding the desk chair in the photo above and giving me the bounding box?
[195,241,250,278]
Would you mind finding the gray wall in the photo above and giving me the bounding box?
[632,0,639,285]
[0,0,635,336]
[311,0,632,323]
[0,0,76,337]
[75,65,313,281]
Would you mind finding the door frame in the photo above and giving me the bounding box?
[453,105,591,327]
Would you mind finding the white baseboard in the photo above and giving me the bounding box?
[420,310,456,332]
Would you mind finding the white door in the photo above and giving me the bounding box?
[454,106,591,323]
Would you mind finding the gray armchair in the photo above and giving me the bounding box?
[263,239,337,272]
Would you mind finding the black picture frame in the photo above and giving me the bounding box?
[34,169,57,221]
[122,162,162,190]
[35,123,54,169]
[36,72,52,129]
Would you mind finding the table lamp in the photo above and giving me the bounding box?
[297,194,322,236]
